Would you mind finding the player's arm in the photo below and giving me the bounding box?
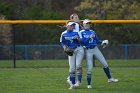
[60,33,67,49]
[60,33,74,56]
[60,38,67,50]
[94,32,109,48]
[80,37,91,44]
[94,33,102,45]
[72,32,83,43]
[75,31,83,44]
[76,21,84,30]
[79,32,91,44]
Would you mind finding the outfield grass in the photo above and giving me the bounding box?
[0,67,139,93]
[0,60,140,93]
[0,59,140,68]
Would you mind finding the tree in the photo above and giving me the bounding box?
[0,15,12,45]
[74,0,140,44]
[75,0,140,19]
[0,15,13,59]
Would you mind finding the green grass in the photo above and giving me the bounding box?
[0,59,140,68]
[0,60,140,93]
[0,67,139,93]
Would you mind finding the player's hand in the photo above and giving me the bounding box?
[73,35,79,40]
[101,40,109,48]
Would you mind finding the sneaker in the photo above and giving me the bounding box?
[69,85,75,89]
[67,79,72,86]
[67,76,70,80]
[87,85,92,89]
[74,81,81,87]
[108,78,119,83]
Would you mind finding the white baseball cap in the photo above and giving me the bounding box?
[83,19,91,24]
[66,22,75,26]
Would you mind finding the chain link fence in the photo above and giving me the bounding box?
[0,44,140,60]
[0,44,140,68]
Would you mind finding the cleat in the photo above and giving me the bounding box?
[74,81,81,87]
[67,79,72,86]
[67,76,70,80]
[108,78,119,83]
[87,85,92,89]
[69,85,75,89]
[67,76,73,86]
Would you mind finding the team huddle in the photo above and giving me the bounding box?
[60,13,119,89]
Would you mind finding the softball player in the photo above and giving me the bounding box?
[70,13,83,32]
[60,21,84,89]
[80,19,118,89]
[67,13,84,87]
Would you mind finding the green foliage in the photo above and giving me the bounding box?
[15,5,66,44]
[0,2,13,19]
[24,5,65,20]
[75,0,140,44]
[15,24,63,44]
[94,24,140,44]
[0,1,140,44]
[75,0,140,19]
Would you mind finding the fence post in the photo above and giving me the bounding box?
[24,45,28,60]
[124,44,128,59]
[93,56,95,67]
[13,25,16,68]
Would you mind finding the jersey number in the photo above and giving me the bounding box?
[70,39,73,43]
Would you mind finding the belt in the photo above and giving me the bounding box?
[86,46,95,49]
[75,45,80,48]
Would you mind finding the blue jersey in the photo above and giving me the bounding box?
[73,22,80,32]
[80,29,102,49]
[60,30,80,49]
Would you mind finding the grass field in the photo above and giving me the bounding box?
[0,59,140,68]
[0,60,140,93]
